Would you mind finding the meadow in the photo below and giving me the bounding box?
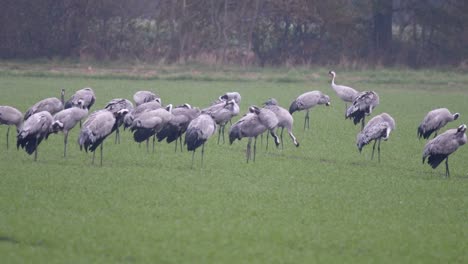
[0,65,467,263]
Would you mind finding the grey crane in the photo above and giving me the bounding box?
[157,104,201,152]
[229,106,280,162]
[329,71,359,113]
[17,111,54,161]
[0,105,23,149]
[423,124,467,177]
[289,91,331,130]
[50,100,88,157]
[185,113,217,168]
[24,89,65,120]
[133,91,160,106]
[203,99,239,144]
[263,98,299,149]
[212,92,242,105]
[346,91,380,131]
[418,108,459,139]
[130,104,173,153]
[356,113,396,162]
[104,98,135,144]
[64,87,96,110]
[123,99,162,129]
[78,109,129,166]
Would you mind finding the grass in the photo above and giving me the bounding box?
[0,64,468,263]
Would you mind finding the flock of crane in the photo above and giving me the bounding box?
[0,71,466,176]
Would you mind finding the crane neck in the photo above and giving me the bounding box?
[331,75,336,86]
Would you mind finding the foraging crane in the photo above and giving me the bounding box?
[423,124,467,177]
[78,109,129,166]
[133,91,160,106]
[50,100,88,157]
[346,91,379,131]
[104,98,134,144]
[203,99,239,144]
[130,105,173,153]
[64,87,96,110]
[0,105,23,149]
[24,89,65,120]
[418,108,459,139]
[329,71,359,113]
[157,104,201,152]
[17,111,54,161]
[212,92,242,105]
[229,106,280,162]
[356,113,395,162]
[263,98,299,149]
[289,91,331,130]
[185,113,216,168]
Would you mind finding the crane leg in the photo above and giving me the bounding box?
[222,125,225,144]
[92,150,96,165]
[146,139,149,153]
[253,136,257,162]
[174,137,178,153]
[445,158,450,177]
[115,128,120,144]
[377,139,381,163]
[266,132,269,150]
[217,125,222,144]
[191,150,195,169]
[201,143,205,168]
[371,140,377,160]
[179,137,183,152]
[361,117,365,131]
[280,127,284,150]
[304,111,310,130]
[100,142,103,166]
[6,126,10,150]
[152,134,156,153]
[344,104,348,118]
[63,132,68,157]
[246,138,252,163]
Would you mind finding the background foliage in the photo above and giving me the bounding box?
[1,0,467,67]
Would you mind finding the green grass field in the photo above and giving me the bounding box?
[1,66,467,263]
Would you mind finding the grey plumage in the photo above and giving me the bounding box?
[203,99,240,144]
[105,98,135,144]
[229,106,280,162]
[212,92,242,105]
[329,71,359,113]
[418,108,459,139]
[356,113,395,162]
[422,124,467,177]
[133,91,160,106]
[346,91,380,131]
[123,100,162,129]
[185,113,217,168]
[0,105,23,149]
[17,111,54,161]
[78,109,129,166]
[130,105,173,152]
[289,90,331,130]
[264,98,299,149]
[64,87,96,110]
[24,90,65,120]
[50,100,88,157]
[157,104,201,152]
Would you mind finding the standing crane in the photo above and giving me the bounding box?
[418,108,459,139]
[423,124,467,177]
[50,100,88,157]
[289,91,331,130]
[0,105,23,149]
[263,98,299,149]
[17,111,54,161]
[329,71,359,114]
[346,91,379,131]
[24,89,65,120]
[185,113,217,168]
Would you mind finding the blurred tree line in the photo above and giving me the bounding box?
[0,0,467,67]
